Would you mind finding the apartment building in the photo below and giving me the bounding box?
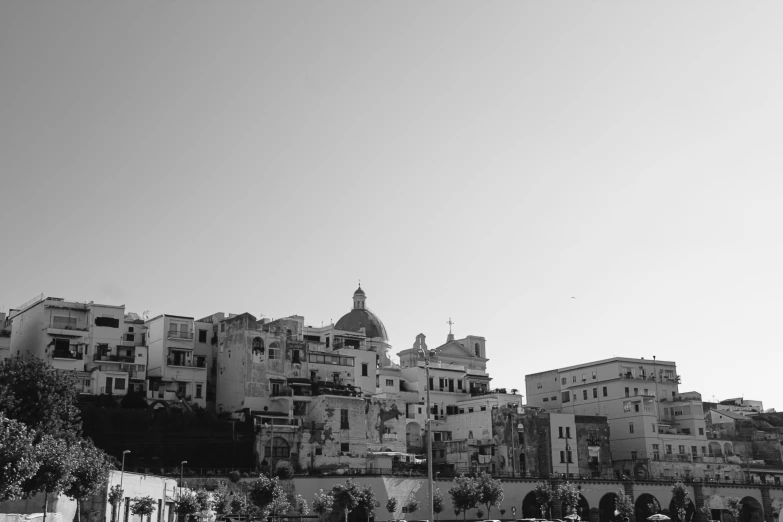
[0,312,10,360]
[525,357,744,480]
[145,314,208,409]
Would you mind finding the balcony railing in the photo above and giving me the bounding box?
[167,331,194,340]
[93,354,135,363]
[52,350,83,360]
[49,322,88,332]
[166,358,206,368]
[383,433,399,441]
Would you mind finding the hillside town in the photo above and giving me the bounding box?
[1,286,783,522]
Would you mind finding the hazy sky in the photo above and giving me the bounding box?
[2,1,782,410]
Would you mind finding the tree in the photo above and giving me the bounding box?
[433,488,444,521]
[22,435,79,522]
[291,494,309,515]
[248,474,287,521]
[511,389,519,395]
[356,483,378,522]
[273,461,294,481]
[0,355,82,441]
[407,498,421,517]
[64,439,114,522]
[671,482,692,522]
[313,489,335,522]
[449,474,479,522]
[726,498,742,522]
[615,489,634,521]
[175,491,200,520]
[212,482,233,520]
[108,485,124,522]
[331,479,362,522]
[558,482,581,517]
[475,471,504,518]
[533,482,555,519]
[130,496,157,520]
[476,509,485,519]
[386,497,398,518]
[0,415,40,502]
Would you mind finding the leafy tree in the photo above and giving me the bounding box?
[356,483,378,522]
[475,471,504,518]
[0,415,40,501]
[175,491,200,518]
[274,461,294,480]
[500,509,506,518]
[331,479,362,522]
[130,496,157,519]
[433,488,444,521]
[476,509,485,519]
[212,482,233,519]
[671,482,692,522]
[449,474,479,521]
[0,355,82,441]
[65,439,113,522]
[533,482,555,519]
[22,435,79,522]
[292,494,309,515]
[726,498,742,522]
[313,489,335,522]
[615,490,634,521]
[108,485,124,522]
[558,482,581,517]
[386,497,398,518]
[407,498,420,517]
[195,487,213,513]
[248,474,287,520]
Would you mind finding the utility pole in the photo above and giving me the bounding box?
[419,343,434,522]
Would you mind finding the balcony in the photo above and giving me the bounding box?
[663,453,692,462]
[383,433,399,441]
[48,322,88,337]
[166,357,206,368]
[94,354,135,363]
[52,350,83,360]
[167,331,193,340]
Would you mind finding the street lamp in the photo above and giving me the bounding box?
[118,450,130,522]
[565,443,571,478]
[179,461,187,522]
[418,343,434,522]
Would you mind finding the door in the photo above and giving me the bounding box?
[106,377,113,394]
[449,379,454,392]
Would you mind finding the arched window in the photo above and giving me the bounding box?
[268,342,280,360]
[474,343,480,357]
[252,337,264,354]
[265,437,290,458]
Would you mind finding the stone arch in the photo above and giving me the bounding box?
[723,442,734,456]
[599,493,619,522]
[251,337,264,362]
[264,436,290,459]
[523,491,542,519]
[636,493,661,522]
[739,496,764,522]
[668,497,696,522]
[708,441,723,457]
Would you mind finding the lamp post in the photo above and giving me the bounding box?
[418,344,434,522]
[565,443,571,478]
[178,461,187,522]
[117,450,130,522]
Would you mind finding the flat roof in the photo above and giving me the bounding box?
[526,356,677,377]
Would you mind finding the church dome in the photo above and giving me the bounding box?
[334,308,388,341]
[334,285,388,341]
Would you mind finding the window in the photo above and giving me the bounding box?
[603,386,608,397]
[625,387,630,397]
[340,409,349,429]
[386,379,394,386]
[699,428,704,435]
[691,446,698,456]
[94,316,120,328]
[631,451,638,460]
[572,376,576,383]
[559,427,564,438]
[480,406,486,411]
[141,333,146,345]
[458,380,463,389]
[270,382,282,396]
[561,377,567,385]
[543,398,549,402]
[666,445,672,455]
[567,451,573,463]
[265,437,290,458]
[128,327,134,332]
[195,384,203,398]
[562,391,570,403]
[474,343,480,356]
[114,378,126,390]
[566,427,571,439]
[623,402,631,412]
[634,388,638,396]
[198,330,207,343]
[581,373,586,381]
[653,444,660,460]
[593,388,597,398]
[629,423,634,434]
[592,369,597,379]
[560,451,565,463]
[634,404,640,412]
[220,323,225,332]
[429,377,434,390]
[537,381,543,389]
[643,388,648,395]
[362,363,368,376]
[468,407,474,413]
[125,333,135,341]
[701,446,707,455]
[268,342,280,360]
[551,396,557,401]
[54,316,78,329]
[582,390,588,400]
[315,447,322,456]
[341,443,350,453]
[652,424,656,432]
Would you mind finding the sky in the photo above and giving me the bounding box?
[1,1,782,410]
